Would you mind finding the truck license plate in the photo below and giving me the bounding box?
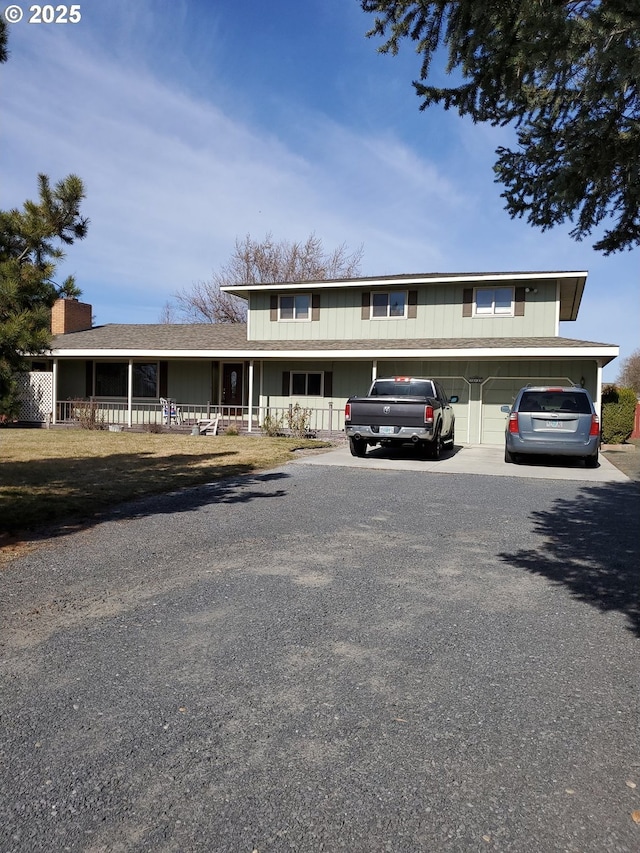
[379,426,395,435]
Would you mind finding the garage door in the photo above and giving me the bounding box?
[436,377,469,445]
[480,377,568,444]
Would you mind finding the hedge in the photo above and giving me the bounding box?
[601,385,637,444]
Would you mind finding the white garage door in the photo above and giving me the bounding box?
[436,377,469,445]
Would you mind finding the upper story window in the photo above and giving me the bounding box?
[279,293,311,321]
[474,286,514,316]
[372,291,407,318]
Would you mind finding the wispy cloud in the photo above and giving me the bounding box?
[1,1,636,375]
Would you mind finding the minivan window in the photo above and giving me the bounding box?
[520,391,591,414]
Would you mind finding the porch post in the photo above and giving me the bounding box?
[595,361,603,419]
[52,358,58,425]
[127,360,133,428]
[247,360,254,433]
[371,360,378,382]
[258,360,264,430]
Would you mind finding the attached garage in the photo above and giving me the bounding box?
[480,376,572,444]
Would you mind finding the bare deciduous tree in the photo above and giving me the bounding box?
[167,233,363,324]
[617,348,640,395]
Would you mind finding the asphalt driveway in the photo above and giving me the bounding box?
[1,463,638,852]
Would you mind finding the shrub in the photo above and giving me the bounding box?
[286,402,312,438]
[601,385,637,444]
[225,425,239,436]
[261,410,284,437]
[72,399,106,430]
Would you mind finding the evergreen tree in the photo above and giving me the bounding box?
[362,0,640,253]
[0,174,89,415]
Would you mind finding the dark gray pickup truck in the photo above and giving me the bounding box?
[344,377,457,459]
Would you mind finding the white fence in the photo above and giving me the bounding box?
[17,373,54,422]
[55,399,346,437]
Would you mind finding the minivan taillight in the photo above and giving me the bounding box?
[508,412,519,434]
[344,402,351,421]
[589,413,600,436]
[424,405,434,425]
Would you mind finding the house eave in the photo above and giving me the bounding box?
[48,342,618,365]
[221,270,588,322]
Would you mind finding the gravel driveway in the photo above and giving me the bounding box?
[1,464,638,852]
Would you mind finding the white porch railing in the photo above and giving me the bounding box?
[55,400,346,436]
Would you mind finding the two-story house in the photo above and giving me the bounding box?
[26,270,618,444]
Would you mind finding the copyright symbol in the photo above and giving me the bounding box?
[4,5,23,22]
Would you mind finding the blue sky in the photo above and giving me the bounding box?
[2,0,638,380]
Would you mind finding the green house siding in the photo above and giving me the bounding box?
[248,281,559,342]
[169,361,215,405]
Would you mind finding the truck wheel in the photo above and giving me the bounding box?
[349,437,367,458]
[429,428,442,460]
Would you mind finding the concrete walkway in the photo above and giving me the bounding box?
[293,442,630,482]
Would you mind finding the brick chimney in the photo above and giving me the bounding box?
[51,298,93,335]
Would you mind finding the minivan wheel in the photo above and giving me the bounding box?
[584,452,598,468]
[505,447,518,464]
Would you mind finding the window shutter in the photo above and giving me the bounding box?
[312,293,320,321]
[408,290,418,319]
[85,361,93,397]
[323,371,333,397]
[270,295,278,321]
[361,291,370,320]
[159,361,168,398]
[462,288,473,317]
[282,371,290,396]
[514,286,526,316]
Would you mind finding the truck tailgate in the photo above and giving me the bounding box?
[349,398,429,427]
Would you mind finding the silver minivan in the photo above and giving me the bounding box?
[501,386,600,467]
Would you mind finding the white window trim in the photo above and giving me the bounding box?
[473,286,514,317]
[370,290,408,319]
[278,292,312,322]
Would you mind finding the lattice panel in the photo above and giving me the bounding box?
[17,372,54,422]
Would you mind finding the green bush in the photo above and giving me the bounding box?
[601,385,637,444]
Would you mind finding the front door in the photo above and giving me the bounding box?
[222,363,244,411]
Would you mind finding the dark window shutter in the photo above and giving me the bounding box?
[270,295,278,321]
[312,293,320,321]
[323,371,333,397]
[159,361,168,398]
[361,291,370,320]
[514,286,526,316]
[282,371,290,396]
[462,288,473,317]
[408,290,418,319]
[85,361,93,397]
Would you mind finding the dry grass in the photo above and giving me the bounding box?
[0,428,330,544]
